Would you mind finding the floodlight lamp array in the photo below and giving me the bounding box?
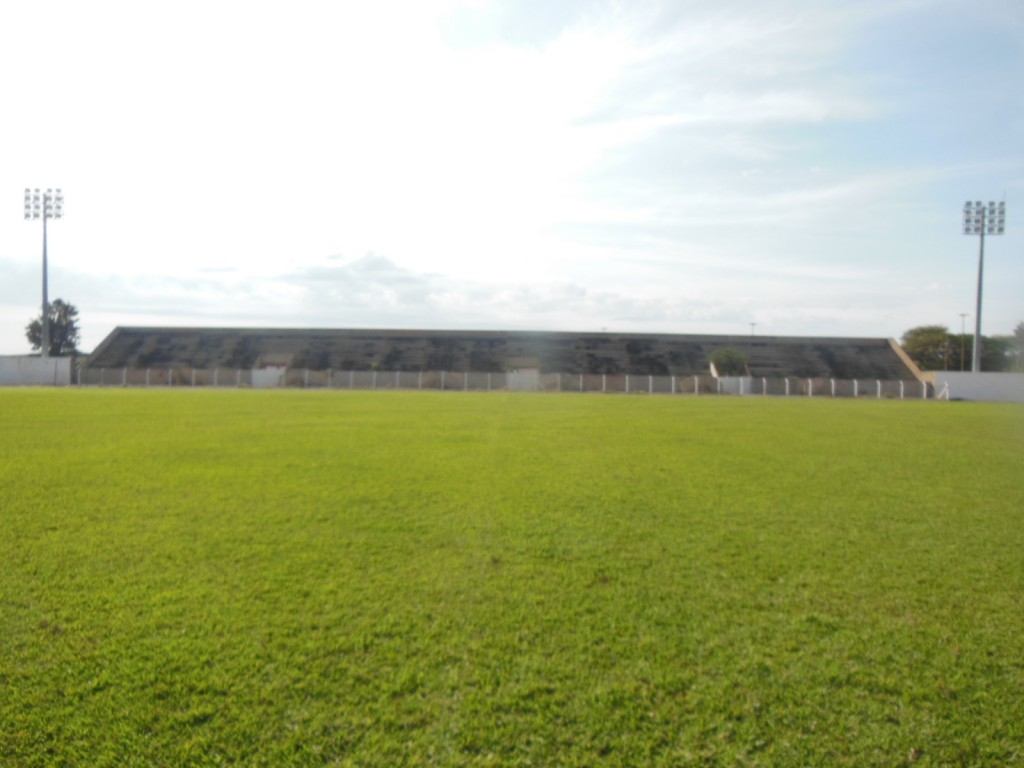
[962,200,1006,235]
[23,187,64,220]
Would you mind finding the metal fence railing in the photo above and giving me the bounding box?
[75,367,935,399]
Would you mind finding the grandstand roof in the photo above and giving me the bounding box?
[86,327,922,380]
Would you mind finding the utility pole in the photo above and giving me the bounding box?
[959,313,968,371]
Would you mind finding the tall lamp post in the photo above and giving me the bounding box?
[958,313,968,371]
[24,188,64,358]
[962,200,1005,373]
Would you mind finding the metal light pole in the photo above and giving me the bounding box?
[24,188,64,358]
[958,313,968,371]
[962,200,1005,373]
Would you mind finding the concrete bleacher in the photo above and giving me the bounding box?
[85,327,921,381]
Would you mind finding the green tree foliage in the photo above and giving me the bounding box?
[901,325,954,371]
[982,336,1013,372]
[1012,322,1024,371]
[26,299,81,356]
[901,324,1016,372]
[710,346,748,376]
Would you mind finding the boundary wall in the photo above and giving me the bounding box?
[930,372,1024,403]
[0,356,72,386]
[75,366,934,399]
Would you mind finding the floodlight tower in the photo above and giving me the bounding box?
[958,313,968,371]
[962,200,1005,373]
[24,188,64,358]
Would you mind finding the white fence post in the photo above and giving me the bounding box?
[53,369,927,397]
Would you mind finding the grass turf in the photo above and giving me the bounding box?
[1,389,1023,766]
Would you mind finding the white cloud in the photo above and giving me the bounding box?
[1,0,1022,354]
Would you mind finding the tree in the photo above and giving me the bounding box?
[901,325,954,371]
[26,299,80,356]
[710,346,748,376]
[982,335,1013,372]
[901,324,1016,372]
[1012,322,1024,372]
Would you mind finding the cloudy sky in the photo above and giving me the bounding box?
[1,0,1022,354]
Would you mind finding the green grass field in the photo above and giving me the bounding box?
[2,389,1023,766]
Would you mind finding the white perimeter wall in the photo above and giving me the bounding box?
[0,356,72,386]
[251,368,286,388]
[716,376,754,395]
[507,370,540,391]
[932,372,1024,403]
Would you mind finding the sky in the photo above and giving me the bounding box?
[1,0,1022,355]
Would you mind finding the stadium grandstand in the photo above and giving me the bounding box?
[85,327,923,381]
